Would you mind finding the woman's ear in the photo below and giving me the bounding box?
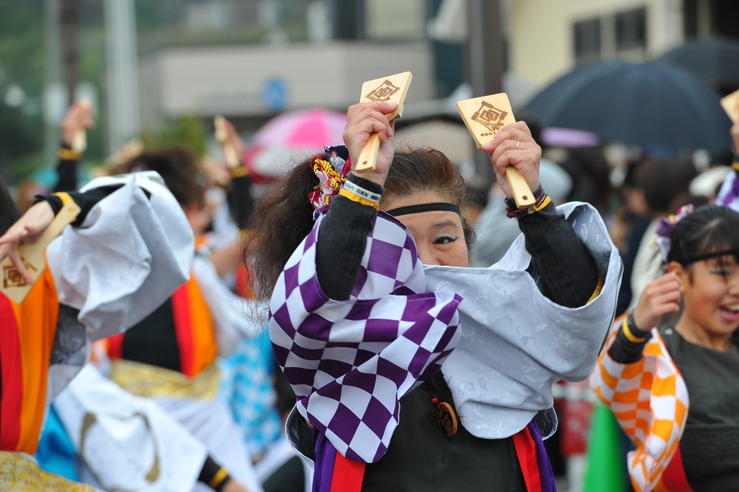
[667,261,688,293]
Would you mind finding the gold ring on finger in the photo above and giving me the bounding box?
[515,140,520,150]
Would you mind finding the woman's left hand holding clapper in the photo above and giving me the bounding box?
[482,121,542,200]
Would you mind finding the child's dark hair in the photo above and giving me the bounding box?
[242,148,474,301]
[667,205,739,266]
[115,147,205,208]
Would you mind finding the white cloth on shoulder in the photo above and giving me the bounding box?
[425,201,622,439]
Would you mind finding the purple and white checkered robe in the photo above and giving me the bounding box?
[269,212,462,463]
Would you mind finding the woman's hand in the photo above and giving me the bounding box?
[61,101,95,148]
[343,102,397,186]
[0,201,55,284]
[731,120,739,154]
[632,272,682,331]
[481,121,541,200]
[217,117,245,169]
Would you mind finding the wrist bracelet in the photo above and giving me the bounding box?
[230,165,249,178]
[506,188,549,219]
[343,179,382,203]
[208,468,230,491]
[339,179,381,210]
[58,147,81,161]
[53,192,74,208]
[622,315,647,343]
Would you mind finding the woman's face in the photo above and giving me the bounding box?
[677,255,739,341]
[382,191,469,267]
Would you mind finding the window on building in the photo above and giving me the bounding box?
[574,17,601,61]
[615,7,647,51]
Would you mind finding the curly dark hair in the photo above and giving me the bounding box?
[115,146,205,209]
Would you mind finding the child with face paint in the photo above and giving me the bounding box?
[244,102,622,491]
[592,204,739,492]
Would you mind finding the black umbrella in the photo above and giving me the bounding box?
[523,60,732,156]
[657,38,739,90]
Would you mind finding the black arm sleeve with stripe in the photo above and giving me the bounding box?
[607,315,652,363]
[315,174,382,300]
[53,143,79,192]
[515,199,600,308]
[34,185,132,226]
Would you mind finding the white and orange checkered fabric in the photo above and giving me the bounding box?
[590,317,689,492]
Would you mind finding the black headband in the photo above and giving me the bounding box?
[675,248,739,265]
[386,202,461,217]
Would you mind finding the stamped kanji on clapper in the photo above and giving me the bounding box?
[354,71,413,173]
[457,93,535,208]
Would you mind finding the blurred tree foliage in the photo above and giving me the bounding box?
[0,0,46,181]
[0,105,42,181]
[140,115,207,156]
[0,0,310,183]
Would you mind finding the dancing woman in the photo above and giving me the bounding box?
[245,102,621,491]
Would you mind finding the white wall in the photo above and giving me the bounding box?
[510,0,683,88]
[138,41,434,125]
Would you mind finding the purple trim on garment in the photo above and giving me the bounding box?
[721,172,739,206]
[313,429,337,492]
[529,419,557,492]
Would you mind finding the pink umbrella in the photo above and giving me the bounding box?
[246,108,347,182]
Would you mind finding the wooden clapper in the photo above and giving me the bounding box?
[456,93,535,208]
[354,71,413,173]
[721,88,739,123]
[0,201,80,304]
[71,100,92,154]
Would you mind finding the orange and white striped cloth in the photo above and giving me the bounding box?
[590,316,689,492]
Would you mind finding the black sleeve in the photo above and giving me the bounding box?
[34,184,146,226]
[53,144,79,192]
[515,198,600,308]
[226,174,255,230]
[315,174,382,301]
[607,314,652,364]
[198,455,232,491]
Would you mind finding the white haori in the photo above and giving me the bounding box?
[425,201,622,439]
[45,171,193,398]
[53,364,207,492]
[47,171,193,338]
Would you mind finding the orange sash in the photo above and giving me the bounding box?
[0,269,59,454]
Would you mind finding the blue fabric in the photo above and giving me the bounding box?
[35,405,80,481]
[220,328,282,458]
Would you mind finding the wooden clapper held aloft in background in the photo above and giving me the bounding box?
[0,201,80,304]
[354,71,413,173]
[456,93,535,208]
[721,88,739,123]
[71,100,92,154]
[214,115,241,169]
